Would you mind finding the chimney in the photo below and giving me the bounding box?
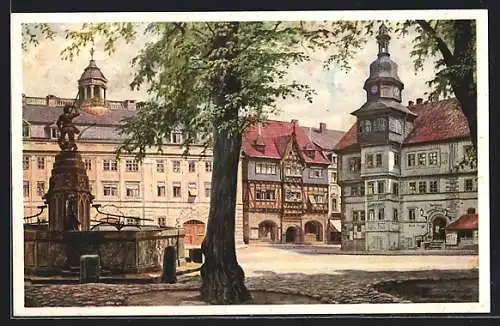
[408,100,414,107]
[416,98,423,104]
[319,122,327,133]
[291,119,298,125]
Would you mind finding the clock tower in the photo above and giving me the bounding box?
[351,23,417,147]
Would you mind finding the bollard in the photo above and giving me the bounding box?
[190,248,203,264]
[161,246,177,283]
[80,254,100,283]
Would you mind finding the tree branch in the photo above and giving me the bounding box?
[205,22,215,36]
[416,20,455,66]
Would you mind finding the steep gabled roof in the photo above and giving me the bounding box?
[334,98,471,152]
[242,120,329,164]
[302,126,345,151]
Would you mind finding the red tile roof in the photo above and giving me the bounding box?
[333,98,471,151]
[243,120,330,164]
[446,213,478,230]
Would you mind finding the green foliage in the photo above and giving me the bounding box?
[22,23,56,51]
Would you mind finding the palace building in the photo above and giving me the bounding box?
[22,57,244,246]
[333,25,478,251]
[241,119,344,244]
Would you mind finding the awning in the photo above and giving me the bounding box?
[446,213,478,231]
[329,219,342,233]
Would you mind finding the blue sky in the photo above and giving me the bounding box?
[22,22,437,132]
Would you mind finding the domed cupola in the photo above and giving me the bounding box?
[77,48,109,115]
[363,23,404,103]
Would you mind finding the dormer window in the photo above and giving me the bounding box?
[50,127,60,139]
[171,131,183,144]
[22,121,30,138]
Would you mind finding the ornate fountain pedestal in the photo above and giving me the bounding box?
[45,150,93,232]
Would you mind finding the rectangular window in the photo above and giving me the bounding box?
[158,216,166,227]
[172,160,181,173]
[349,157,361,172]
[188,161,196,173]
[331,156,337,164]
[353,211,359,222]
[125,182,140,198]
[284,164,302,176]
[465,179,474,192]
[311,193,324,204]
[103,183,118,197]
[50,127,59,139]
[188,183,197,197]
[156,160,165,173]
[23,123,30,138]
[256,162,277,175]
[84,159,92,171]
[309,168,323,179]
[429,180,439,193]
[173,183,182,197]
[408,182,417,194]
[367,182,375,195]
[256,189,276,201]
[103,159,118,171]
[171,132,183,144]
[23,181,30,197]
[331,198,337,212]
[366,154,373,168]
[375,154,382,167]
[350,185,358,196]
[392,182,399,195]
[393,208,399,221]
[359,184,365,196]
[407,153,416,167]
[125,159,138,172]
[408,208,416,221]
[378,208,384,221]
[368,209,375,221]
[205,160,213,172]
[157,183,166,197]
[37,157,45,169]
[428,152,439,166]
[285,190,302,202]
[23,156,30,170]
[418,181,427,194]
[36,181,45,197]
[377,181,385,194]
[204,182,211,197]
[331,172,337,183]
[360,210,366,221]
[394,152,401,168]
[417,153,427,166]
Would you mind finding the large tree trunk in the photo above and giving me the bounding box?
[451,20,477,149]
[199,123,251,304]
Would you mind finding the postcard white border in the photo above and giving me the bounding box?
[11,9,490,317]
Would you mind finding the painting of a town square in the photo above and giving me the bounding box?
[13,11,489,315]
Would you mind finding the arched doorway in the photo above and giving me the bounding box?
[183,220,205,246]
[285,226,298,243]
[258,220,278,242]
[432,216,447,241]
[304,220,323,242]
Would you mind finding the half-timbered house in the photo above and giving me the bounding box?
[242,119,331,244]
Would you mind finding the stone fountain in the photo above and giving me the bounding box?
[24,104,185,276]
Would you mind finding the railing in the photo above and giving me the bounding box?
[24,205,48,225]
[91,203,155,230]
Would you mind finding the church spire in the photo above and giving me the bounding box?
[376,23,390,56]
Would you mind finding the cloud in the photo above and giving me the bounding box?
[22,22,439,132]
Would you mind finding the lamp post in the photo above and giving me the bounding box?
[24,204,48,225]
[175,217,181,267]
[419,208,429,247]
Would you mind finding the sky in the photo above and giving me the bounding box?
[22,22,437,132]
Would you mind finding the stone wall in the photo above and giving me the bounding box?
[24,227,185,275]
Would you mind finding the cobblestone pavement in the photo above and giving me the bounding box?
[24,246,479,307]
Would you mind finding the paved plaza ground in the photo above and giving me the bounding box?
[24,245,479,307]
